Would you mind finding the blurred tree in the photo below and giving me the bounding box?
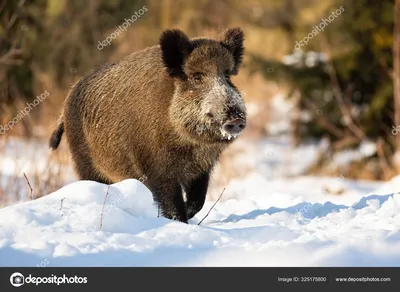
[0,0,33,135]
[0,0,146,136]
[250,0,396,178]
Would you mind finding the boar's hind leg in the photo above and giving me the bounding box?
[152,181,188,223]
[183,172,210,220]
[70,145,111,184]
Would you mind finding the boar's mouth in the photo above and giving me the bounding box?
[179,106,247,144]
[220,117,246,140]
[185,118,246,143]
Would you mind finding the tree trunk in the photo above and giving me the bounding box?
[393,0,400,172]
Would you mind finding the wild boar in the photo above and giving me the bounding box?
[49,27,247,223]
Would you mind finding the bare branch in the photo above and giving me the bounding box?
[100,184,111,230]
[325,62,366,140]
[22,172,33,200]
[377,138,394,180]
[321,37,366,141]
[0,48,24,66]
[6,0,26,31]
[198,188,225,226]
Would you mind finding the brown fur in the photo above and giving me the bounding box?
[49,28,246,223]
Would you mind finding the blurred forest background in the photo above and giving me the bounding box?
[0,0,399,206]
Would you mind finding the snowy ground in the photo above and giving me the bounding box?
[1,94,399,267]
[0,175,399,267]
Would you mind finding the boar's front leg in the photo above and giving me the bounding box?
[150,180,188,223]
[183,172,210,220]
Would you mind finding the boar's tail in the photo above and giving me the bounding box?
[49,113,64,150]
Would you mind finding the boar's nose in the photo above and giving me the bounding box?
[223,119,246,135]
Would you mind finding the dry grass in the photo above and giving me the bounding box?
[0,134,73,208]
[22,172,33,200]
[100,184,111,230]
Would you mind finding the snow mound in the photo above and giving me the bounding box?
[0,178,400,267]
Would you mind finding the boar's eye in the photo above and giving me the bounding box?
[224,71,231,81]
[192,72,204,82]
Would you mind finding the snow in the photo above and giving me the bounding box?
[282,50,329,68]
[265,92,295,135]
[0,175,399,267]
[1,93,399,267]
[0,137,74,205]
[0,138,55,177]
[333,140,377,167]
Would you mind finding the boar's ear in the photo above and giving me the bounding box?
[160,29,193,79]
[219,27,244,75]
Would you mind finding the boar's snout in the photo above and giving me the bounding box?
[218,90,247,139]
[222,118,246,136]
